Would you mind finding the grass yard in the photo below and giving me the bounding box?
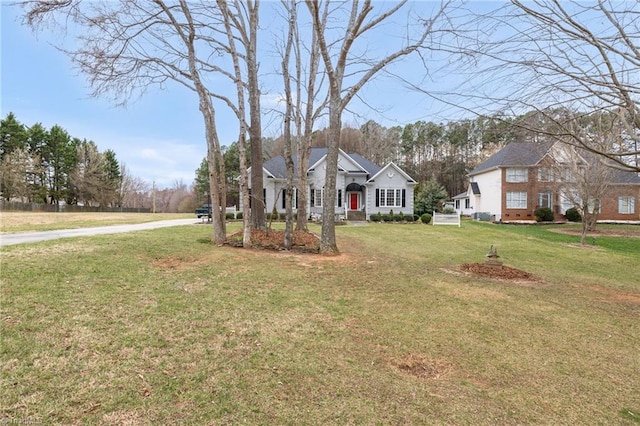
[0,212,192,233]
[1,220,639,424]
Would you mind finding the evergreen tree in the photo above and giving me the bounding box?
[0,113,28,162]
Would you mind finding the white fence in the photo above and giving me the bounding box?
[432,212,461,227]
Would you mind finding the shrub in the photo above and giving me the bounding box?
[370,213,381,222]
[565,207,581,222]
[420,213,432,224]
[382,214,393,222]
[534,207,554,222]
[442,207,456,214]
[236,212,243,220]
[279,213,286,221]
[412,214,420,222]
[225,212,235,220]
[395,212,405,222]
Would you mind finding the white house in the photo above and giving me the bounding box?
[248,148,417,221]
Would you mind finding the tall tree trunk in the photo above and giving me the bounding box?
[247,1,265,231]
[320,99,341,255]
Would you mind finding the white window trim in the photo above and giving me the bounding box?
[538,191,553,209]
[313,188,342,208]
[506,168,528,183]
[314,189,323,207]
[618,196,635,214]
[506,191,527,209]
[379,188,402,208]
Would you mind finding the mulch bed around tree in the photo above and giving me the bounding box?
[460,263,538,281]
[226,228,321,253]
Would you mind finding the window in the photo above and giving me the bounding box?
[281,188,298,209]
[312,189,323,207]
[506,191,527,209]
[455,199,460,209]
[465,198,470,209]
[538,168,553,182]
[310,188,341,208]
[538,191,553,209]
[506,168,528,182]
[377,188,404,207]
[618,196,635,214]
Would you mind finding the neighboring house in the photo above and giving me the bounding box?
[248,147,417,221]
[455,141,640,222]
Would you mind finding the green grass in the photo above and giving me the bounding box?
[1,221,639,424]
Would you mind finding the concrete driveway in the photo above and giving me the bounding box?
[0,218,200,247]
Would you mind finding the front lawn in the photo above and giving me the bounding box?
[1,221,638,424]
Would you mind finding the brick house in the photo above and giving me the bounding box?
[455,141,640,223]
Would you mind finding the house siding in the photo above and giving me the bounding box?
[471,169,501,220]
[366,165,414,218]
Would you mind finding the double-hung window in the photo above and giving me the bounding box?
[378,188,403,207]
[618,196,635,214]
[538,168,553,182]
[310,188,342,207]
[506,191,527,209]
[538,191,553,209]
[312,189,323,207]
[506,168,528,182]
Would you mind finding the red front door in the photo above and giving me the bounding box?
[350,193,358,210]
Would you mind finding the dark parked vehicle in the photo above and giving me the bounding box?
[195,204,212,219]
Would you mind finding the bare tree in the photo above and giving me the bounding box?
[464,1,640,172]
[19,0,235,243]
[69,140,109,206]
[0,147,39,201]
[118,163,151,209]
[305,0,451,254]
[210,0,266,234]
[551,114,622,244]
[212,0,256,247]
[294,1,327,233]
[281,0,297,249]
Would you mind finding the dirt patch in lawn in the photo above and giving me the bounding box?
[393,354,453,380]
[226,229,320,253]
[589,285,640,305]
[550,227,640,238]
[459,263,540,283]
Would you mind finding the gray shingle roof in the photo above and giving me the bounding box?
[603,166,640,184]
[263,147,382,179]
[469,141,554,175]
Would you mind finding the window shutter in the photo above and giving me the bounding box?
[248,188,252,208]
[310,189,315,207]
[375,189,379,207]
[282,189,286,209]
[338,189,342,207]
[263,189,266,206]
[402,189,406,208]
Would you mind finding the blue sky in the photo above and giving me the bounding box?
[1,2,469,189]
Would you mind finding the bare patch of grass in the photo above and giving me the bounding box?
[393,354,453,380]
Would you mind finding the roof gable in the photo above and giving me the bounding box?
[367,162,416,184]
[470,141,554,176]
[263,147,381,178]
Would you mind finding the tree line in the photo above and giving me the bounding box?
[0,112,124,206]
